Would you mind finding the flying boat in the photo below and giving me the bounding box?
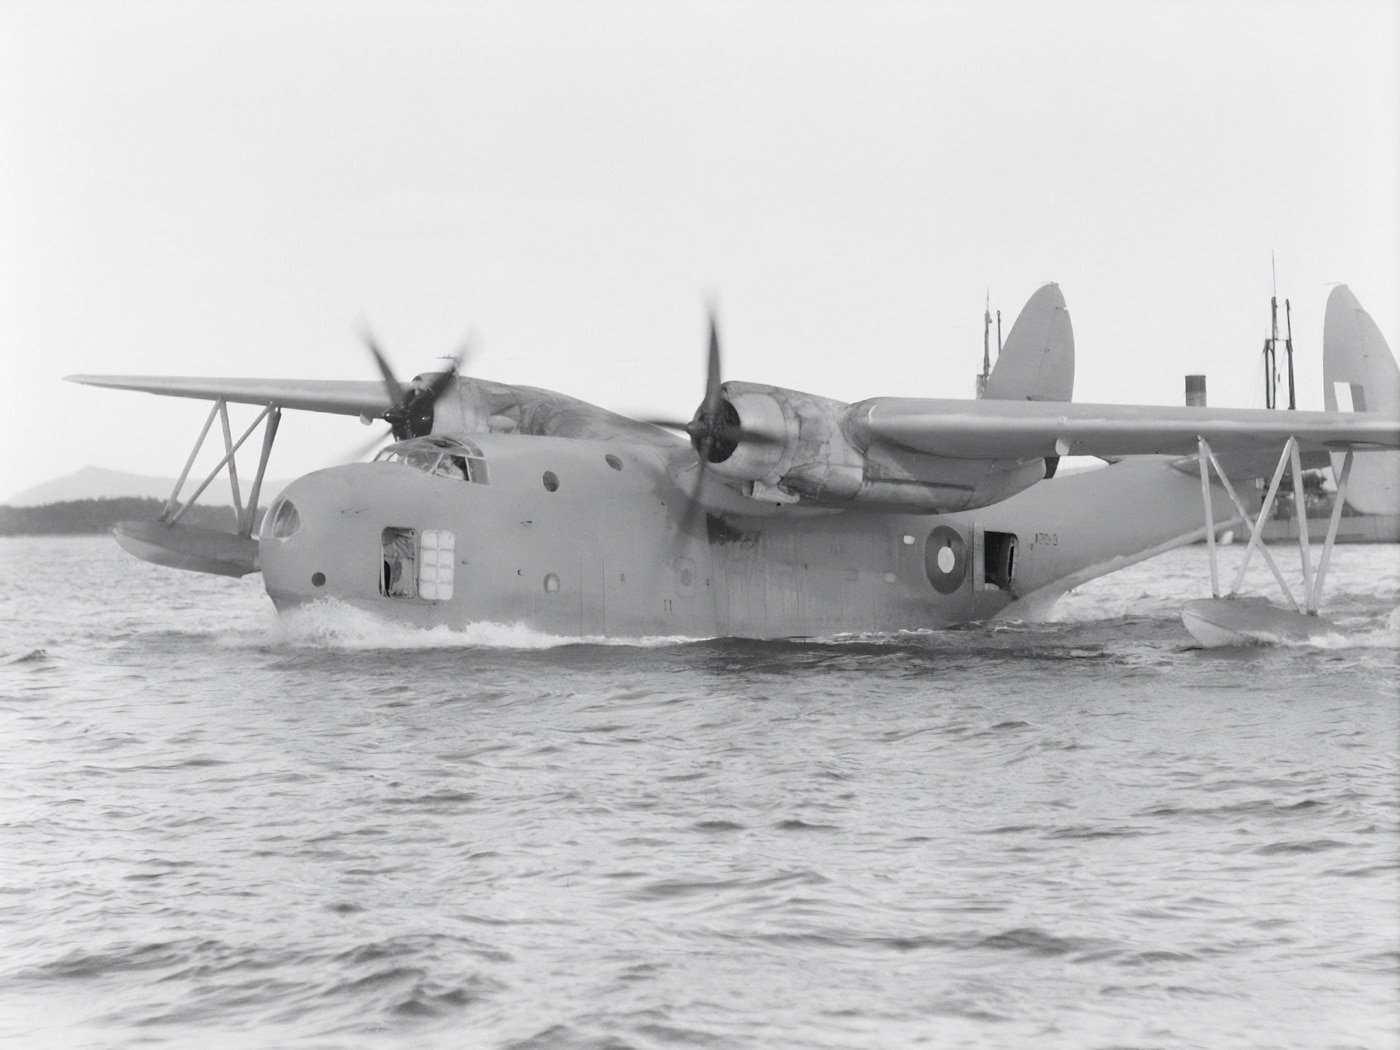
[69,284,1400,646]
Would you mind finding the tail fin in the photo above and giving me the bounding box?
[984,283,1074,402]
[1323,284,1400,514]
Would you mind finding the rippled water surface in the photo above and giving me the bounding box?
[2,536,1397,1049]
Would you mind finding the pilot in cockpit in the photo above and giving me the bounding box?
[434,455,469,480]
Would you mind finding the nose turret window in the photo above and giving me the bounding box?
[264,499,303,540]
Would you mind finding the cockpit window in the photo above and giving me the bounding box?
[434,455,470,480]
[382,449,441,472]
[375,437,488,483]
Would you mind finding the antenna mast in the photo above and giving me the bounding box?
[1260,253,1299,410]
[1262,253,1279,409]
[977,291,991,398]
[1284,297,1296,410]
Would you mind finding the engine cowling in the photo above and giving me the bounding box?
[704,382,866,502]
[701,381,1050,513]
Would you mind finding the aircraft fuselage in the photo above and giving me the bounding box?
[258,432,1231,638]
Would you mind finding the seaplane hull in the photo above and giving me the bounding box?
[257,435,1233,639]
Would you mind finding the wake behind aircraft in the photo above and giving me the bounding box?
[69,284,1400,645]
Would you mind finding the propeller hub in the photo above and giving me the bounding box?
[358,326,464,447]
[687,398,741,463]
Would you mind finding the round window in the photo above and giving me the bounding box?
[542,471,559,492]
[265,498,302,540]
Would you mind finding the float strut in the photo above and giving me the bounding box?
[241,406,282,537]
[166,402,277,527]
[1197,437,1220,598]
[1309,450,1353,614]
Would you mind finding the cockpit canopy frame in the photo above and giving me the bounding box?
[375,436,490,484]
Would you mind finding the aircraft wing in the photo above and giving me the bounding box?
[66,375,391,417]
[850,398,1400,459]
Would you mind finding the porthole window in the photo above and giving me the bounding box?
[605,454,623,471]
[542,471,559,492]
[265,498,302,540]
[543,573,561,594]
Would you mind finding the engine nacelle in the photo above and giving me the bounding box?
[705,381,1051,513]
[706,382,866,502]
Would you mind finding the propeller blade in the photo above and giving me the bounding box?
[358,323,406,407]
[702,301,723,418]
[640,416,693,433]
[354,324,473,441]
[344,424,393,463]
[640,413,783,447]
[421,352,462,401]
[676,434,712,542]
[673,306,723,539]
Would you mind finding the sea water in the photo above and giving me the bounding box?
[1,536,1397,1050]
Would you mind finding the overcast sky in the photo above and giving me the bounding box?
[2,0,1397,500]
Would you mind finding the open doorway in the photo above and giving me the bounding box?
[381,527,417,598]
[983,531,1016,590]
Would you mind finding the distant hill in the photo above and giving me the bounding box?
[4,466,288,508]
[0,498,263,537]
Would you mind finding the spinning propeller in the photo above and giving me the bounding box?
[350,325,468,458]
[646,304,781,529]
[647,303,778,463]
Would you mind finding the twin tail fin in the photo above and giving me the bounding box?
[984,282,1075,403]
[1323,285,1400,515]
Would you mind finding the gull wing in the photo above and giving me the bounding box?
[66,375,391,417]
[850,398,1400,459]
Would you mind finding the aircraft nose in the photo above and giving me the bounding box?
[257,462,469,611]
[258,467,377,605]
